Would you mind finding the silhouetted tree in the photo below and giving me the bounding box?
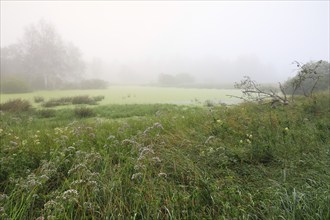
[1,20,85,90]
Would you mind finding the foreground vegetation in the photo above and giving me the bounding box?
[0,93,329,219]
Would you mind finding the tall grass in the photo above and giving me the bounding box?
[0,93,329,219]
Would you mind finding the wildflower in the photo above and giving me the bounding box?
[131,172,143,180]
[153,122,164,129]
[205,136,215,144]
[39,175,49,182]
[67,146,75,151]
[152,157,162,163]
[284,127,289,131]
[44,200,58,210]
[70,180,85,186]
[107,135,116,140]
[83,202,94,210]
[140,146,155,155]
[216,119,223,125]
[208,147,215,154]
[68,163,88,175]
[239,140,243,144]
[158,172,167,178]
[246,139,252,144]
[0,194,8,201]
[62,189,79,200]
[22,140,27,146]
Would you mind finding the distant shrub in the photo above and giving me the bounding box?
[93,95,105,102]
[0,99,31,112]
[72,95,96,105]
[42,96,73,107]
[42,95,101,107]
[37,109,56,118]
[80,79,108,89]
[0,77,32,94]
[57,96,74,103]
[34,96,45,103]
[204,100,215,107]
[74,107,95,118]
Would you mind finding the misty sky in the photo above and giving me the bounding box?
[1,1,329,84]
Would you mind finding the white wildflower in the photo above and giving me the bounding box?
[131,172,143,180]
[158,172,167,178]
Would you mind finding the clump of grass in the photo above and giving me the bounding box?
[74,107,95,118]
[42,97,72,107]
[92,95,105,102]
[42,95,98,107]
[0,99,31,112]
[33,96,44,103]
[72,95,96,105]
[37,109,56,118]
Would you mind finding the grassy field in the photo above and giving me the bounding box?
[0,92,329,219]
[0,86,242,106]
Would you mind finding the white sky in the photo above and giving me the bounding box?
[1,1,329,83]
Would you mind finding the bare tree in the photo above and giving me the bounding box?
[233,76,289,107]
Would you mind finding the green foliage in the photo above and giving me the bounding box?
[74,107,95,118]
[71,95,96,105]
[42,95,99,107]
[42,97,72,107]
[284,60,330,96]
[92,95,105,102]
[0,99,31,112]
[0,77,32,94]
[36,109,56,118]
[0,93,329,219]
[33,96,45,103]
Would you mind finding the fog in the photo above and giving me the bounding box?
[1,1,329,85]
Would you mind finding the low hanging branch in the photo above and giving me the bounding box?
[230,76,289,107]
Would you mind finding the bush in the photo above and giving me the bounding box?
[42,97,73,107]
[93,95,105,102]
[37,109,56,118]
[74,107,95,118]
[42,95,101,107]
[34,96,45,103]
[0,77,32,94]
[0,99,31,112]
[72,95,96,105]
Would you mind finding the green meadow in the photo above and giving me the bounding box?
[0,86,242,106]
[0,90,329,219]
